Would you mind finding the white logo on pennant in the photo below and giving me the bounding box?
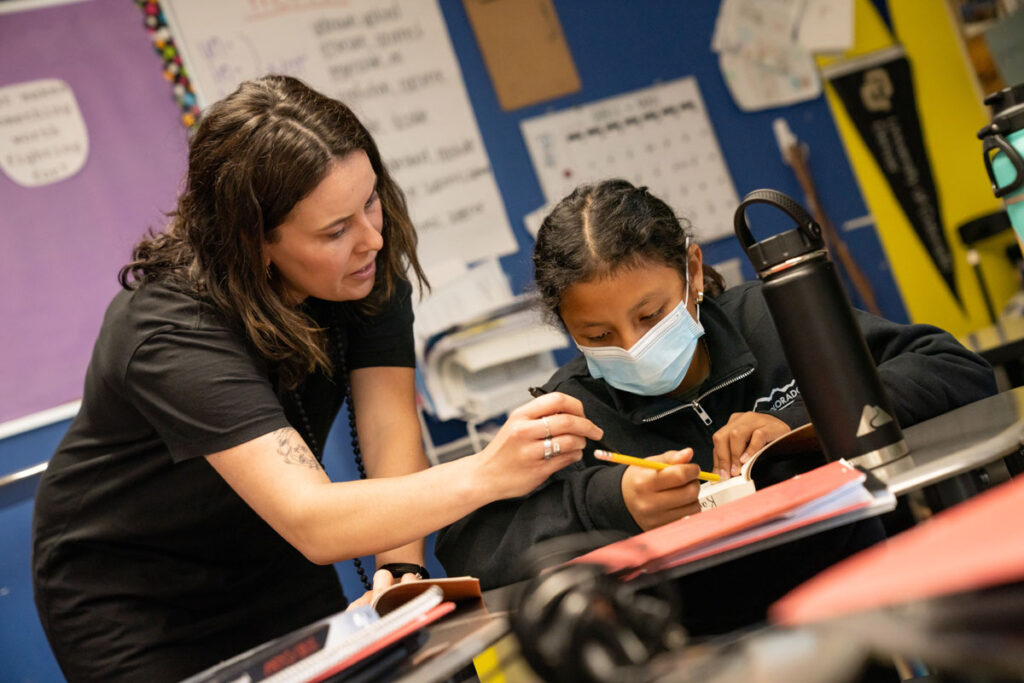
[856,405,893,436]
[860,68,894,113]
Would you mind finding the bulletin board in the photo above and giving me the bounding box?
[0,0,912,432]
[0,0,188,428]
[434,0,907,314]
[158,0,909,313]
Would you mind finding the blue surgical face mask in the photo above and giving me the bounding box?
[576,275,705,396]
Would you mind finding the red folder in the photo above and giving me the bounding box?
[771,474,1024,626]
[574,460,889,579]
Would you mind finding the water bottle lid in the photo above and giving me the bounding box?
[734,189,823,272]
[979,83,1024,138]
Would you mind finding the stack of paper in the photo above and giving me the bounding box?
[573,460,894,580]
[420,297,570,421]
[184,586,452,683]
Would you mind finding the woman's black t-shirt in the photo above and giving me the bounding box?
[32,278,415,682]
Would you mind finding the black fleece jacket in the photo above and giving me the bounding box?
[436,282,997,592]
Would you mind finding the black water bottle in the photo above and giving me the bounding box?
[734,189,907,467]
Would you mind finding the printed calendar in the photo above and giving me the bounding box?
[521,76,739,242]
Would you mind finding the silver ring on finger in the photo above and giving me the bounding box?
[552,439,561,455]
[543,438,553,460]
[541,415,552,439]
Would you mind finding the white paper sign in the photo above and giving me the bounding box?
[797,0,854,54]
[520,77,739,242]
[711,0,822,111]
[0,79,88,188]
[718,47,821,112]
[162,0,517,267]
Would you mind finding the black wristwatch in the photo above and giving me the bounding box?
[379,562,430,580]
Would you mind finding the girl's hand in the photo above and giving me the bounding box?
[346,568,420,610]
[620,449,701,531]
[473,392,603,500]
[711,412,790,480]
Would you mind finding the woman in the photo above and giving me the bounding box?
[31,75,601,681]
[436,179,996,631]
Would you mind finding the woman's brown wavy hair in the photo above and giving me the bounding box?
[119,75,426,388]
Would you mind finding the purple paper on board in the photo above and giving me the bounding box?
[0,0,188,426]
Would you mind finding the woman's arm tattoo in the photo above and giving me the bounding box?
[274,428,321,470]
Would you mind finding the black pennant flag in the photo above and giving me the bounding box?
[826,46,960,305]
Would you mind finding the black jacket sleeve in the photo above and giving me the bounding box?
[738,282,995,429]
[435,459,641,589]
[855,309,997,426]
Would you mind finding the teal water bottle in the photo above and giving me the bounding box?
[978,83,1024,236]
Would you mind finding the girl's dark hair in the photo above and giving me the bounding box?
[532,179,725,323]
[119,75,426,388]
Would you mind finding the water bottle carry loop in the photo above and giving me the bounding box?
[733,189,821,251]
[980,131,1024,198]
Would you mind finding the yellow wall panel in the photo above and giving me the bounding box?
[820,0,1012,335]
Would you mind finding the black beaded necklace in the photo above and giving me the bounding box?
[290,308,373,591]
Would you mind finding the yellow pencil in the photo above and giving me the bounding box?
[594,449,721,482]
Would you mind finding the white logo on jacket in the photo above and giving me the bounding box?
[753,379,800,412]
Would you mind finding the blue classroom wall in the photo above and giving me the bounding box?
[0,425,66,682]
[2,1,909,679]
[437,0,908,323]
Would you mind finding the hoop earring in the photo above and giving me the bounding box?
[697,291,704,304]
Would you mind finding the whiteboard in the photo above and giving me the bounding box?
[162,0,517,273]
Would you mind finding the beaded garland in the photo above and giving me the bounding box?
[135,0,202,130]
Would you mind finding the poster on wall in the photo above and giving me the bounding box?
[0,0,188,432]
[520,76,740,243]
[824,46,959,305]
[161,0,517,276]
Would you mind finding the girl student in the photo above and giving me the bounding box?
[436,179,996,632]
[31,75,601,682]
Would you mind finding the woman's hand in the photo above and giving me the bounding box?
[346,568,420,611]
[712,412,790,479]
[472,392,604,500]
[621,449,701,531]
